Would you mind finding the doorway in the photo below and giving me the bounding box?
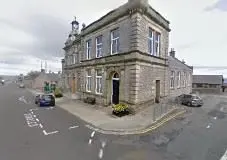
[155,80,160,103]
[112,73,120,104]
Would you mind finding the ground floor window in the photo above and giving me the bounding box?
[86,70,91,92]
[96,69,102,94]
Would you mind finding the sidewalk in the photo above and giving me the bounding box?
[28,89,186,135]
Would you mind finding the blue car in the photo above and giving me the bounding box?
[35,94,55,107]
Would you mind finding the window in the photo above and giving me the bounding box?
[197,83,203,88]
[148,28,154,55]
[182,72,186,87]
[86,39,91,59]
[96,35,103,58]
[170,71,175,89]
[96,69,102,94]
[111,29,119,54]
[86,69,91,92]
[177,71,181,88]
[188,73,191,86]
[148,28,161,56]
[72,54,76,64]
[154,32,161,56]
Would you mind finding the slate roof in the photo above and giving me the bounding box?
[193,75,223,85]
[168,56,193,70]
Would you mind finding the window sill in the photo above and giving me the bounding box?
[170,87,175,90]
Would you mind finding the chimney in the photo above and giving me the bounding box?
[182,59,185,64]
[82,23,86,29]
[169,48,176,57]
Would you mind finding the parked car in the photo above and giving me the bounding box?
[19,83,25,88]
[35,94,55,107]
[176,94,203,107]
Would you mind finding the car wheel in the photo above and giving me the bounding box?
[187,102,191,106]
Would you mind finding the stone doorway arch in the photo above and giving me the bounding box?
[111,72,120,104]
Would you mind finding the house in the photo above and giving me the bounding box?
[192,75,224,93]
[168,48,193,97]
[32,69,61,91]
[61,0,192,107]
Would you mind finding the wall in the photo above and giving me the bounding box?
[168,56,193,98]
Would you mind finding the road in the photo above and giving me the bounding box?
[0,82,227,160]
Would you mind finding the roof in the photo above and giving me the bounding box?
[193,75,223,85]
[168,56,193,70]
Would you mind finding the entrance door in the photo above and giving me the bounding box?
[112,80,119,104]
[155,80,160,103]
[112,73,120,104]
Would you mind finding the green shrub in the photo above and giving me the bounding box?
[112,103,129,113]
[54,88,63,98]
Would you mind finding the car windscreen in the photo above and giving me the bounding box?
[42,95,52,101]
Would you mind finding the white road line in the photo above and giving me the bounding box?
[39,124,43,128]
[220,149,227,160]
[91,131,95,138]
[98,149,104,159]
[88,139,92,145]
[31,112,33,114]
[33,115,36,118]
[45,131,59,135]
[101,141,106,148]
[214,117,217,120]
[206,125,211,129]
[30,108,38,111]
[36,118,39,122]
[68,126,79,130]
[43,130,48,135]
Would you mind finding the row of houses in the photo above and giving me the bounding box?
[61,0,193,108]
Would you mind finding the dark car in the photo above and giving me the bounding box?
[176,94,203,107]
[35,94,55,107]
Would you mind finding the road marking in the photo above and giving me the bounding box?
[91,131,95,138]
[30,108,38,111]
[101,141,106,148]
[98,149,104,159]
[33,115,36,118]
[69,126,79,130]
[206,123,212,129]
[214,117,217,120]
[220,149,227,160]
[24,113,38,128]
[31,112,33,114]
[36,118,39,122]
[42,130,59,136]
[39,124,43,128]
[88,139,92,145]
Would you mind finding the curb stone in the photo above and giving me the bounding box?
[84,109,186,135]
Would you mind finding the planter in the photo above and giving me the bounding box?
[112,109,130,117]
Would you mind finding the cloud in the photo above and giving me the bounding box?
[0,0,227,76]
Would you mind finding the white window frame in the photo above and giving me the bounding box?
[183,72,186,87]
[148,28,154,55]
[170,71,175,89]
[177,71,181,88]
[72,54,76,64]
[96,36,103,58]
[86,70,91,92]
[188,73,191,86]
[86,40,91,60]
[110,29,119,55]
[95,70,102,94]
[154,32,161,56]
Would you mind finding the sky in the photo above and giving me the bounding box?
[0,0,227,76]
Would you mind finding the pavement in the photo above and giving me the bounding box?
[28,89,184,135]
[1,82,227,160]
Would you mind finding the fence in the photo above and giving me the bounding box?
[152,98,182,121]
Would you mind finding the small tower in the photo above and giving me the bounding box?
[71,16,79,34]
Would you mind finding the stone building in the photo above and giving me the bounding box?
[168,48,193,97]
[192,75,223,93]
[62,0,191,107]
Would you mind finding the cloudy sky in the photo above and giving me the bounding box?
[0,0,227,76]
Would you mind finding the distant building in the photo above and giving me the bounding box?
[192,75,224,93]
[168,49,193,97]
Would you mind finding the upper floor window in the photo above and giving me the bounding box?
[188,73,191,86]
[148,28,161,56]
[177,71,181,88]
[170,71,175,89]
[96,35,103,58]
[86,39,91,60]
[72,54,76,64]
[111,29,119,54]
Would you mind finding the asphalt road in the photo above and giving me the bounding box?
[0,83,227,160]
